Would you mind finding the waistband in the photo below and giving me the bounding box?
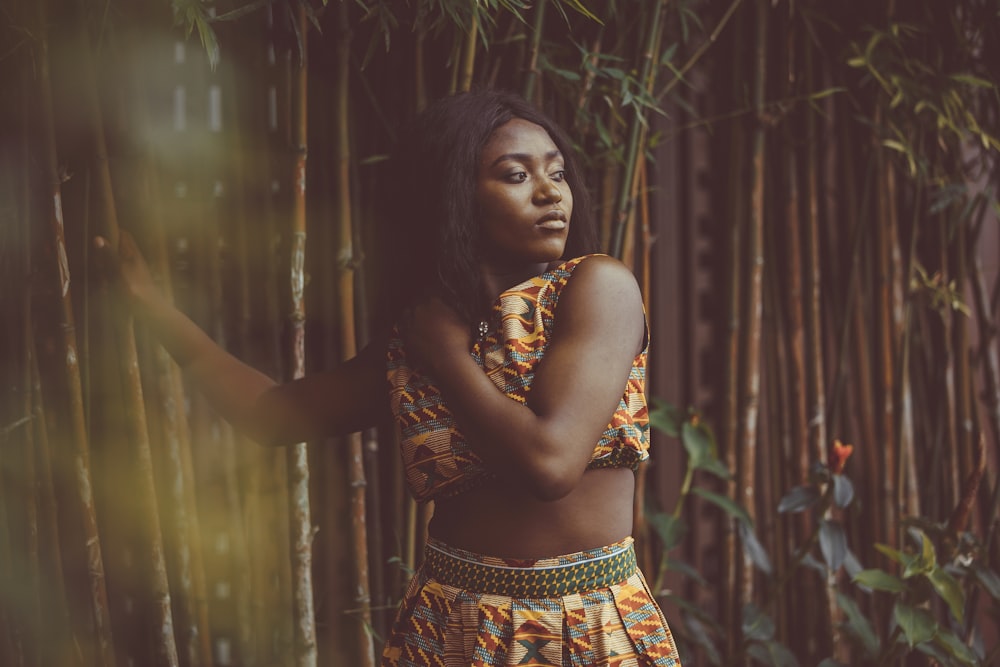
[423,537,637,598]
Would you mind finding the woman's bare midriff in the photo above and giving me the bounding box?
[428,467,636,559]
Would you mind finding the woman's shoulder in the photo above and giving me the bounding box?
[554,254,641,299]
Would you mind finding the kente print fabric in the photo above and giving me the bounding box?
[380,538,682,666]
[386,254,651,502]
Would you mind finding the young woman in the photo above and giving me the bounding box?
[100,89,682,666]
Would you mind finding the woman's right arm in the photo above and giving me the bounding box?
[98,233,386,446]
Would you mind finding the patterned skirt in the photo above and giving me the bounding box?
[380,537,682,667]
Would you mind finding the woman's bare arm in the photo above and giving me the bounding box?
[97,233,385,446]
[405,255,644,501]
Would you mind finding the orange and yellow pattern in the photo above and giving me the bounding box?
[386,255,651,502]
[381,538,682,667]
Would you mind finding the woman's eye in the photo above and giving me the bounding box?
[506,171,528,183]
[551,170,566,182]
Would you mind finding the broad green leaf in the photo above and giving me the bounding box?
[683,613,722,666]
[647,513,686,552]
[832,474,854,508]
[649,402,684,438]
[746,640,799,667]
[682,420,718,471]
[852,568,906,593]
[691,487,751,525]
[893,602,937,647]
[837,592,879,657]
[664,557,709,588]
[928,567,965,623]
[777,485,820,513]
[902,531,936,578]
[971,563,1000,600]
[741,603,775,641]
[817,660,845,667]
[739,521,773,574]
[933,627,980,665]
[819,520,848,572]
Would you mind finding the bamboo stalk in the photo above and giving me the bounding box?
[873,106,899,551]
[736,0,768,610]
[35,3,117,663]
[721,10,747,653]
[336,4,375,664]
[286,6,318,666]
[522,0,548,104]
[798,38,845,662]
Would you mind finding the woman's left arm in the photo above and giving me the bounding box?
[407,255,645,501]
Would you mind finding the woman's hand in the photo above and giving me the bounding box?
[399,295,472,376]
[93,231,160,309]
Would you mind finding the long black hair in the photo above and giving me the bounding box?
[379,89,598,326]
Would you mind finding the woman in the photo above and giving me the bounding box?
[100,89,682,666]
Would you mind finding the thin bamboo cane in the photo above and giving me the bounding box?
[736,0,768,610]
[286,7,318,667]
[34,3,117,663]
[30,321,79,666]
[873,107,899,551]
[762,191,790,647]
[721,12,747,654]
[938,218,961,511]
[803,42,844,664]
[0,462,24,667]
[458,12,479,93]
[955,219,974,491]
[522,0,548,104]
[609,0,666,260]
[336,4,375,664]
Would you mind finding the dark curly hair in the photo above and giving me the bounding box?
[379,89,598,325]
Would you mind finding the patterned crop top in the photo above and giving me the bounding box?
[385,255,651,502]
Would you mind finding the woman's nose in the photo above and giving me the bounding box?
[534,180,563,204]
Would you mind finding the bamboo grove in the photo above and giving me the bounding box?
[1,0,999,665]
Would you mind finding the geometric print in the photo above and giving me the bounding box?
[381,538,682,666]
[386,255,652,503]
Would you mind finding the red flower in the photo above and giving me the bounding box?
[830,439,853,475]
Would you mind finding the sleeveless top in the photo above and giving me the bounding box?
[385,255,650,502]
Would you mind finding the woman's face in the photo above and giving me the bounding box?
[475,118,574,272]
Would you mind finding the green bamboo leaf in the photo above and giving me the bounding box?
[741,603,775,641]
[806,86,846,100]
[928,567,965,623]
[819,520,848,572]
[837,593,880,657]
[817,660,844,667]
[212,0,274,22]
[691,487,751,526]
[847,56,867,68]
[852,568,906,593]
[893,602,937,647]
[932,627,981,665]
[950,73,995,89]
